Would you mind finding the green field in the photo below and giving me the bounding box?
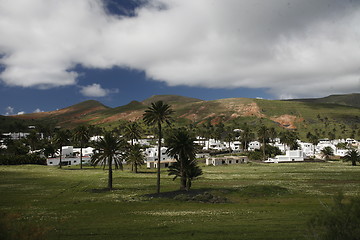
[1,162,360,240]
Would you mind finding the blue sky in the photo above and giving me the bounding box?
[1,0,359,115]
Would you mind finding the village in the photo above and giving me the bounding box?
[1,129,359,167]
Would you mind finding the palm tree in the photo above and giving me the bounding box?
[165,129,202,191]
[91,132,126,190]
[241,126,253,152]
[126,144,145,173]
[123,122,142,171]
[258,126,268,161]
[53,129,71,168]
[26,130,40,152]
[343,149,360,166]
[123,122,142,146]
[320,146,334,161]
[143,101,174,194]
[73,125,90,169]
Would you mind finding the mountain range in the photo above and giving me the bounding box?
[4,93,360,139]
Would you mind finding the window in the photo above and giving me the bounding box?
[49,162,53,164]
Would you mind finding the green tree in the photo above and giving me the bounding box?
[53,129,71,168]
[123,122,142,171]
[343,149,360,166]
[320,146,334,161]
[241,126,254,152]
[126,144,145,173]
[73,125,90,169]
[143,101,174,194]
[257,126,269,160]
[280,131,299,150]
[91,132,126,190]
[26,130,40,152]
[165,129,202,191]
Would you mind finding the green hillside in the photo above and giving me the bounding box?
[288,93,360,108]
[5,94,360,140]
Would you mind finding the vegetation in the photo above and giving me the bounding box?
[1,162,360,239]
[143,100,174,194]
[91,132,127,190]
[343,149,360,166]
[320,147,334,161]
[165,128,202,191]
[0,153,46,165]
[308,193,360,240]
[53,129,71,168]
[73,125,90,169]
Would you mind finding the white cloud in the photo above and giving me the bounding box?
[17,111,25,115]
[33,108,43,113]
[79,83,116,97]
[0,0,360,98]
[5,106,14,115]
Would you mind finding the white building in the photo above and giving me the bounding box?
[266,150,305,163]
[145,147,171,162]
[146,159,176,169]
[206,156,248,166]
[46,156,90,166]
[248,141,261,151]
[298,142,315,157]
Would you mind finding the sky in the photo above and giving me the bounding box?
[1,0,360,115]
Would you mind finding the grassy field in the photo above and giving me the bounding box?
[1,162,360,240]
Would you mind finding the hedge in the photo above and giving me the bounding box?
[0,154,47,165]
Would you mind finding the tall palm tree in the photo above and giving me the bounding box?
[53,129,71,168]
[343,149,360,166]
[258,126,269,161]
[143,101,174,194]
[91,132,126,190]
[73,125,90,169]
[241,126,253,152]
[165,129,202,191]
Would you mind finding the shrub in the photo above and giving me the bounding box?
[0,154,46,165]
[307,193,360,240]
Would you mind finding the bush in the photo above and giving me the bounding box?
[0,154,46,165]
[308,193,360,240]
[247,150,263,160]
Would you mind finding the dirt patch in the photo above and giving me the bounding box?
[270,115,304,129]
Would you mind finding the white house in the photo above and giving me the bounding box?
[145,147,171,162]
[248,141,261,151]
[298,142,315,157]
[47,157,88,166]
[266,150,305,163]
[206,156,248,166]
[146,159,176,169]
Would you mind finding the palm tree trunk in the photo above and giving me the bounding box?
[59,147,62,168]
[262,138,266,161]
[80,144,83,169]
[131,139,134,172]
[180,158,186,191]
[108,156,113,190]
[157,122,162,194]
